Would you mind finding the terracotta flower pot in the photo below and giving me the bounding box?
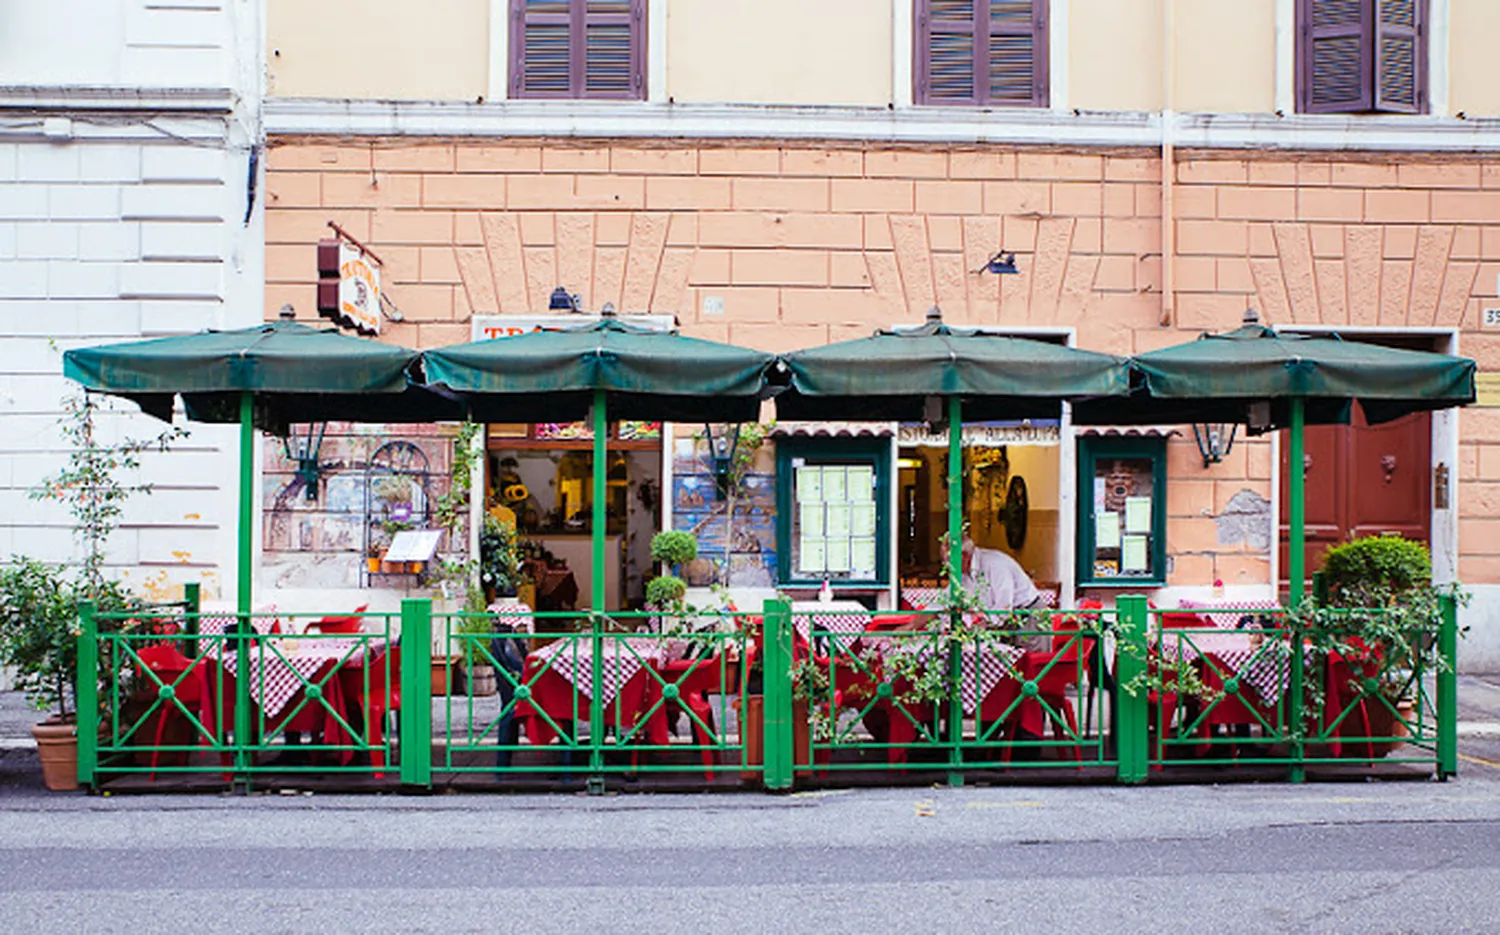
[32,718,79,792]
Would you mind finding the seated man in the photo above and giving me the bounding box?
[961,536,1050,653]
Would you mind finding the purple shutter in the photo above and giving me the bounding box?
[512,0,643,99]
[988,0,1047,106]
[916,0,1046,107]
[1299,0,1374,113]
[1374,0,1424,113]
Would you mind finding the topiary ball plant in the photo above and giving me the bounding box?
[1320,534,1432,607]
[650,530,697,573]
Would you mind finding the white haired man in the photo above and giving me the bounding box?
[959,536,1050,652]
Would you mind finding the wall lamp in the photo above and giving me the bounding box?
[976,251,1020,275]
[1192,422,1237,468]
[703,423,741,500]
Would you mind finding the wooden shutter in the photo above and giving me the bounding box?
[1374,0,1424,113]
[916,0,1046,107]
[988,0,1047,106]
[918,0,979,104]
[512,0,643,99]
[1300,0,1374,113]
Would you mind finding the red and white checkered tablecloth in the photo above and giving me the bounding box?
[533,638,653,708]
[902,587,1059,612]
[791,601,871,641]
[1156,629,1299,707]
[486,599,535,634]
[200,617,387,719]
[1176,598,1283,630]
[882,640,1024,715]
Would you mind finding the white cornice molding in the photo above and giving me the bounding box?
[0,86,237,113]
[265,99,1161,147]
[263,98,1500,153]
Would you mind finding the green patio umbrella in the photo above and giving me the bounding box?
[62,318,459,617]
[1074,316,1476,602]
[422,310,778,615]
[777,307,1132,604]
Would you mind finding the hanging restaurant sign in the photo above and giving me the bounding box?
[316,231,382,336]
[897,421,1060,447]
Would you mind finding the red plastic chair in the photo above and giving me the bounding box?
[354,645,400,777]
[1323,637,1387,760]
[134,644,211,781]
[307,605,369,634]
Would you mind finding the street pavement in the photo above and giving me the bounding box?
[2,682,1500,933]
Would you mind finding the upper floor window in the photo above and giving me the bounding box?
[510,0,645,100]
[1298,0,1427,114]
[915,0,1049,107]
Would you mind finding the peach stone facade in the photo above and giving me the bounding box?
[263,140,1500,591]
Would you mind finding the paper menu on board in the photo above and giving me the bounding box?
[1124,496,1152,534]
[800,503,824,536]
[1095,511,1121,549]
[797,467,822,502]
[847,466,873,497]
[851,538,876,576]
[1121,535,1148,572]
[825,503,851,538]
[851,503,876,538]
[825,539,851,573]
[822,467,847,503]
[799,537,825,573]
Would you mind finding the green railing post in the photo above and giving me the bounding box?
[1311,571,1326,608]
[944,394,965,787]
[182,582,201,658]
[1114,595,1148,785]
[76,600,98,791]
[1289,612,1306,784]
[231,614,252,792]
[762,599,794,791]
[399,598,433,792]
[588,610,605,792]
[1438,591,1458,780]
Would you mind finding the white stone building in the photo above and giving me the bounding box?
[0,0,263,604]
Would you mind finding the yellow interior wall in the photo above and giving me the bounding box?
[667,0,892,106]
[1451,0,1500,117]
[267,0,489,101]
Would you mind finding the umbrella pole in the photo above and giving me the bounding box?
[1288,397,1306,605]
[589,387,606,789]
[945,395,964,787]
[238,390,254,617]
[946,396,963,601]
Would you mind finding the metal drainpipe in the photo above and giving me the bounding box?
[1159,0,1176,328]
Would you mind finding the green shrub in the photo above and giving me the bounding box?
[0,559,78,717]
[650,530,697,569]
[1320,535,1431,606]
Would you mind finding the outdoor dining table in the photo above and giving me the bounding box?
[1156,621,1300,709]
[198,616,389,764]
[514,639,658,746]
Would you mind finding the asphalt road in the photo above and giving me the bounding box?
[3,774,1500,935]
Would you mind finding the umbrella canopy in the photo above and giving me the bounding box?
[422,315,777,423]
[62,319,461,433]
[1074,323,1476,429]
[776,309,1131,603]
[776,313,1131,421]
[1073,319,1475,604]
[62,318,461,619]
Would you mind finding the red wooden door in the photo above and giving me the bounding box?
[1278,409,1431,581]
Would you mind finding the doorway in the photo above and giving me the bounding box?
[1276,331,1448,585]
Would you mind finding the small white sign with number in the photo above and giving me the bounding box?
[1485,308,1500,330]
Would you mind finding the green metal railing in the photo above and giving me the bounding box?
[433,608,759,788]
[1141,595,1458,780]
[78,600,399,790]
[74,592,1458,792]
[785,605,1120,781]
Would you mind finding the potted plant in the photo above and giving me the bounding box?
[650,530,698,577]
[0,559,81,790]
[455,601,497,697]
[365,540,384,574]
[1307,534,1464,757]
[479,516,523,603]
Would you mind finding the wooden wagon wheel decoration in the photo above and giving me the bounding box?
[1002,475,1029,551]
